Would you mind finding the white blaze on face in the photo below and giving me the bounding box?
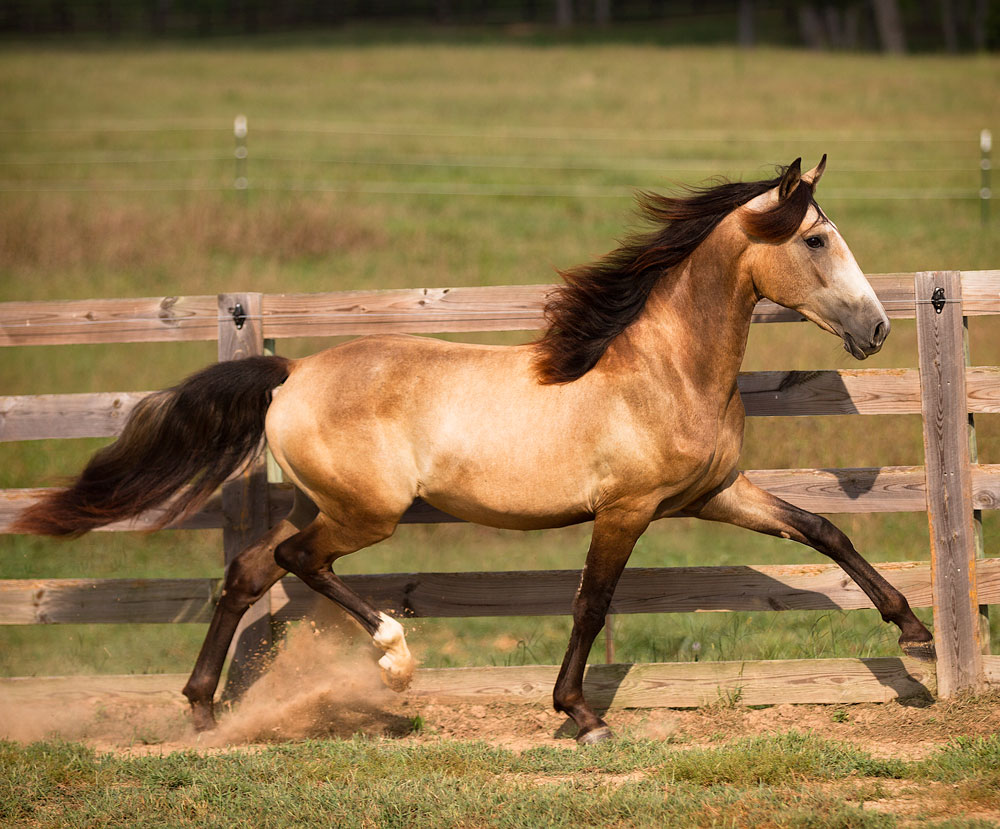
[824,218,881,310]
[373,612,415,692]
[802,215,889,356]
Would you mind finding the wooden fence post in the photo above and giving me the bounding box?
[915,271,984,696]
[217,292,273,700]
[964,317,991,656]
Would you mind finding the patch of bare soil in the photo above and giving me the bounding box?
[637,692,1000,760]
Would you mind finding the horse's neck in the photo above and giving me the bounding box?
[612,233,757,394]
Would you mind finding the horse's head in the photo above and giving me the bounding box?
[739,156,889,359]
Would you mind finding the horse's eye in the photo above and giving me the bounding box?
[805,235,825,249]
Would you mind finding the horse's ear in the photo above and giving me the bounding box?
[803,154,827,188]
[778,158,802,201]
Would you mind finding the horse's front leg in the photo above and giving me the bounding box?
[554,509,650,745]
[689,473,935,659]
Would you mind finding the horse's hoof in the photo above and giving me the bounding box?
[379,658,414,692]
[901,640,937,662]
[577,725,614,745]
[190,709,217,733]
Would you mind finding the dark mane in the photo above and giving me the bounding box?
[533,168,816,384]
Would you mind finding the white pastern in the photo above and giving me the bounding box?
[373,612,415,692]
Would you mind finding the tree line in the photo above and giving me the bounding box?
[0,0,995,51]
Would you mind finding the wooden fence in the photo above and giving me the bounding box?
[1,269,999,708]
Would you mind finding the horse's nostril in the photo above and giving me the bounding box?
[872,320,888,348]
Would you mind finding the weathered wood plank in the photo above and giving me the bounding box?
[971,465,1000,510]
[742,467,928,513]
[2,272,994,348]
[738,369,921,416]
[410,657,936,707]
[261,285,552,338]
[0,391,151,441]
[0,656,936,708]
[271,558,1000,620]
[0,578,220,624]
[984,654,1000,685]
[0,295,219,346]
[916,270,983,696]
[967,367,1000,413]
[961,270,1000,316]
[4,558,999,625]
[0,674,192,708]
[964,318,991,658]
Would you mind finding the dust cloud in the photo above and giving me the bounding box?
[205,604,413,745]
[0,602,415,748]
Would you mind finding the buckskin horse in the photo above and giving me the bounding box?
[14,157,935,744]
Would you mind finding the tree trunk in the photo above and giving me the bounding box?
[939,0,959,51]
[739,0,755,47]
[556,0,573,27]
[799,4,827,48]
[972,0,988,51]
[871,0,906,53]
[595,0,610,26]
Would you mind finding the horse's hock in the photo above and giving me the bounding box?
[1,270,998,709]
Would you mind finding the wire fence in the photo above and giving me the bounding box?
[0,118,992,212]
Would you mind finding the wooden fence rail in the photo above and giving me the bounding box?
[0,269,997,705]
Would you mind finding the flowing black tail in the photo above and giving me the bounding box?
[13,355,292,537]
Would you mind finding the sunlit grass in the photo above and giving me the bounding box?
[5,731,998,828]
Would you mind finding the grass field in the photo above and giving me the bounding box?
[3,730,1000,827]
[1,33,999,681]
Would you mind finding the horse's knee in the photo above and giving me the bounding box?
[223,556,277,610]
[273,537,305,575]
[571,593,611,630]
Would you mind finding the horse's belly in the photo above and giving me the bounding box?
[423,494,591,531]
[417,458,594,530]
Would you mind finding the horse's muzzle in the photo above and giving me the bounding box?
[844,317,890,360]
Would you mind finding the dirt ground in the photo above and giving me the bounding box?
[12,687,1000,761]
[4,614,999,759]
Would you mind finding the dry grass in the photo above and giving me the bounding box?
[0,195,386,272]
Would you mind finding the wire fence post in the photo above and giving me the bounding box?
[234,114,248,197]
[982,129,992,227]
[604,614,615,663]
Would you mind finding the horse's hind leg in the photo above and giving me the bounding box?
[182,520,295,731]
[553,509,650,745]
[273,513,415,692]
[690,473,934,659]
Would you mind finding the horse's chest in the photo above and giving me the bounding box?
[643,390,744,489]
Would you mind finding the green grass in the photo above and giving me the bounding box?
[5,731,999,828]
[0,36,998,678]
